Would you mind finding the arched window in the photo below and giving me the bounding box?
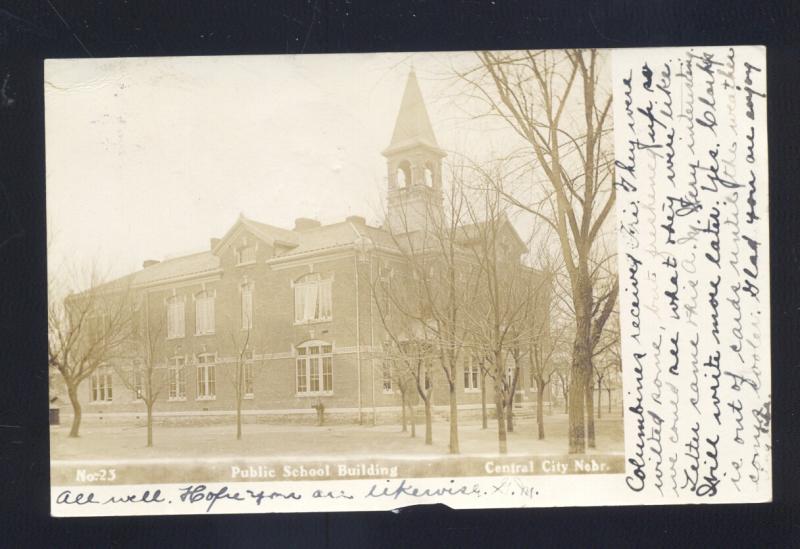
[194,290,216,335]
[296,341,333,394]
[423,161,435,187]
[166,295,185,339]
[396,160,412,188]
[294,273,332,324]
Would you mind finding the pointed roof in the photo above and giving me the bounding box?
[383,70,445,157]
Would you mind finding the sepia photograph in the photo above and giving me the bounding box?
[46,50,622,497]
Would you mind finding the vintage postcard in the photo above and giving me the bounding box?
[45,46,770,516]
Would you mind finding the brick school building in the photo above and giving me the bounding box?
[67,70,553,423]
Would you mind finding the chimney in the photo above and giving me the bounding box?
[142,259,160,268]
[294,217,321,231]
[210,237,221,249]
[346,215,366,225]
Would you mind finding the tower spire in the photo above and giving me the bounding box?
[382,69,446,235]
[382,70,443,157]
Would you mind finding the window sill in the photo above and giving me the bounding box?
[166,335,185,341]
[464,388,480,393]
[293,318,332,327]
[382,389,394,395]
[195,396,216,401]
[236,261,257,267]
[243,394,254,400]
[168,397,187,402]
[195,332,216,337]
[295,391,333,397]
[89,400,113,405]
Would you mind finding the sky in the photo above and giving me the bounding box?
[45,51,531,289]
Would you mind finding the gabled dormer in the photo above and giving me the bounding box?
[211,214,299,266]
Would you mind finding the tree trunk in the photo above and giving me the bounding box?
[480,370,488,429]
[564,388,569,414]
[400,391,407,432]
[608,388,612,413]
[236,398,242,440]
[423,398,433,445]
[448,382,459,454]
[146,402,154,447]
[506,394,514,433]
[596,380,602,419]
[494,361,507,454]
[67,384,82,438]
[585,377,596,449]
[409,402,416,438]
[568,285,592,454]
[536,381,546,440]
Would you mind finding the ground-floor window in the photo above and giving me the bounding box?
[464,356,480,391]
[296,342,333,395]
[91,367,113,402]
[243,361,254,398]
[196,353,216,399]
[382,360,393,393]
[169,356,186,400]
[131,362,144,400]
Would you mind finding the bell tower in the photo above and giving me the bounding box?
[382,69,446,235]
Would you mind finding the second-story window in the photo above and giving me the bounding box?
[241,282,253,330]
[166,296,185,339]
[195,290,215,335]
[294,273,332,324]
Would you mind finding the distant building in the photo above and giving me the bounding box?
[73,71,549,421]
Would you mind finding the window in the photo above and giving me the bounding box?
[505,353,517,391]
[196,353,216,399]
[91,367,113,402]
[464,356,480,391]
[241,282,253,330]
[382,360,393,393]
[237,244,256,265]
[131,362,144,400]
[396,160,412,187]
[166,296,185,339]
[296,342,333,395]
[168,356,186,400]
[379,265,392,313]
[243,361,254,398]
[294,273,332,324]
[195,290,215,335]
[87,314,107,345]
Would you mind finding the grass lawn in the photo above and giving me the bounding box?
[51,413,623,461]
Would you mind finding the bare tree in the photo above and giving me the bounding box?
[113,295,167,447]
[458,166,541,454]
[369,178,475,454]
[48,271,134,438]
[225,307,253,441]
[458,49,617,453]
